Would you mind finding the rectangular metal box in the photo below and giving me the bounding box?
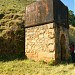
[25,0,68,28]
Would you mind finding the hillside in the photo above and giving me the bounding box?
[69,25,75,43]
[0,0,35,58]
[0,0,35,36]
[0,0,35,13]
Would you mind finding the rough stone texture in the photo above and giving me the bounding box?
[25,23,55,62]
[25,23,70,62]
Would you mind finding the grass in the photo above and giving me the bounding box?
[0,0,35,13]
[0,59,75,75]
[0,0,35,36]
[69,25,75,43]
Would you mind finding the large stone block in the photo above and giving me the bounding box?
[25,23,56,62]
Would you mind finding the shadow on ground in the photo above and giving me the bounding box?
[0,54,27,62]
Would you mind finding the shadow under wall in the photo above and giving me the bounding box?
[0,29,26,62]
[25,27,27,59]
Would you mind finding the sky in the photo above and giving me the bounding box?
[61,0,75,14]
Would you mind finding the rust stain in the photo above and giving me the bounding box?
[25,0,54,27]
[25,0,68,28]
[46,3,49,15]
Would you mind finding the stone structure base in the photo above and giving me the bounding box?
[25,23,55,62]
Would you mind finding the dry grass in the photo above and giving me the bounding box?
[0,0,35,13]
[0,59,75,75]
[69,25,75,43]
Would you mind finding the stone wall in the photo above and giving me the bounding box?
[25,23,55,62]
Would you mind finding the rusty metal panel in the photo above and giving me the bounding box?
[25,0,54,27]
[53,0,69,28]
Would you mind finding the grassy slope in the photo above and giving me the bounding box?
[0,0,35,57]
[69,25,75,43]
[0,59,75,75]
[0,0,35,36]
[0,0,35,13]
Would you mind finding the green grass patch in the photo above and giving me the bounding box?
[69,25,75,43]
[0,0,35,13]
[0,59,75,75]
